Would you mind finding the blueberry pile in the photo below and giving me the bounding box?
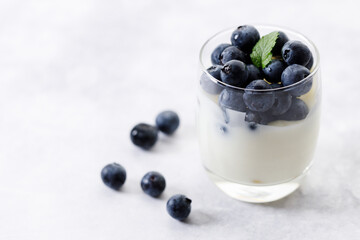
[201,25,315,126]
[101,163,192,221]
[130,110,180,149]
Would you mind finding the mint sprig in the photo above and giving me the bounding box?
[250,31,279,69]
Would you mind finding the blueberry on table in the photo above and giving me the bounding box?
[243,80,275,112]
[155,111,180,135]
[281,64,312,96]
[211,43,231,65]
[262,60,287,83]
[101,163,126,190]
[130,123,158,149]
[219,88,247,113]
[231,25,260,53]
[272,31,289,56]
[141,171,166,198]
[220,60,249,87]
[279,98,309,121]
[166,194,192,221]
[200,65,223,95]
[247,64,263,82]
[220,46,247,65]
[282,40,312,66]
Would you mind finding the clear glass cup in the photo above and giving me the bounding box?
[196,25,321,203]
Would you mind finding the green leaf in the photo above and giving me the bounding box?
[250,31,279,69]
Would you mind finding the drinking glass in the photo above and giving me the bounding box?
[197,25,321,203]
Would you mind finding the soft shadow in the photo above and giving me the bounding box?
[182,209,216,226]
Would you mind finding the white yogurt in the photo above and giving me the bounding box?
[196,87,321,185]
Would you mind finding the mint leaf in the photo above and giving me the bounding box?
[250,31,279,69]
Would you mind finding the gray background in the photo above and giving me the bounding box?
[1,0,360,239]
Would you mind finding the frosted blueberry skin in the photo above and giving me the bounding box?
[101,163,126,190]
[220,60,249,88]
[231,25,260,53]
[219,88,247,113]
[166,194,192,221]
[200,65,223,95]
[211,43,231,65]
[262,60,287,83]
[272,31,289,56]
[155,111,180,135]
[247,64,263,82]
[282,40,312,66]
[220,46,247,65]
[130,123,158,149]
[243,80,275,112]
[281,64,312,97]
[279,98,309,121]
[305,53,314,70]
[141,171,166,198]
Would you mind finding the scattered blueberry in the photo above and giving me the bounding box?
[220,46,247,65]
[220,60,249,87]
[243,80,275,112]
[155,111,180,135]
[219,88,247,112]
[130,123,158,149]
[141,171,166,198]
[101,163,126,190]
[282,40,311,66]
[279,98,309,121]
[231,25,260,53]
[200,65,223,94]
[281,64,312,96]
[305,52,314,70]
[211,43,231,65]
[272,31,289,56]
[262,60,287,83]
[247,64,263,82]
[248,122,257,130]
[166,194,192,221]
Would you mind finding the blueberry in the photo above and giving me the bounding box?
[245,110,275,125]
[247,64,263,82]
[281,64,312,96]
[200,65,223,94]
[140,171,166,198]
[231,25,260,53]
[130,123,158,149]
[305,53,314,70]
[166,194,192,221]
[220,60,248,87]
[220,46,247,65]
[282,40,312,66]
[272,31,289,56]
[211,43,231,65]
[279,98,309,121]
[268,92,292,116]
[243,80,275,112]
[101,163,126,190]
[262,60,287,83]
[219,88,247,112]
[155,111,180,135]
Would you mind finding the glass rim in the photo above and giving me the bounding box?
[199,24,320,92]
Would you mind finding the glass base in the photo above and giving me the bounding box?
[206,169,307,203]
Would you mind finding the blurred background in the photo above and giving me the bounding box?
[1,0,360,239]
